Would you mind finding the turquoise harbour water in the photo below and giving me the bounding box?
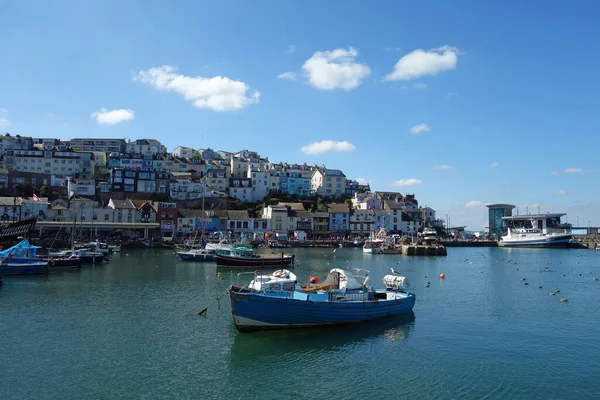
[1,247,600,399]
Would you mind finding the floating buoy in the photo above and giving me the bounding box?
[217,273,222,280]
[309,276,319,284]
[560,298,568,302]
[440,273,445,279]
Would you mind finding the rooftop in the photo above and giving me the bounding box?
[487,204,516,209]
[502,213,566,220]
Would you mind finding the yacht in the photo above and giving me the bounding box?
[499,213,572,248]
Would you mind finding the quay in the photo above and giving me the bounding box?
[400,244,447,256]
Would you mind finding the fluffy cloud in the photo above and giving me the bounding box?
[409,123,430,134]
[554,189,570,195]
[432,165,453,170]
[91,108,135,125]
[564,168,583,174]
[385,46,458,81]
[302,47,371,90]
[133,65,260,112]
[465,201,484,208]
[0,118,9,128]
[490,162,499,167]
[277,72,297,80]
[300,140,356,155]
[392,178,422,187]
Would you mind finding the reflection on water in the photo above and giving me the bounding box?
[228,312,415,361]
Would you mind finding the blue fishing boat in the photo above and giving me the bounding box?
[228,268,415,332]
[0,239,48,275]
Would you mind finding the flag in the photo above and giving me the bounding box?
[33,193,41,202]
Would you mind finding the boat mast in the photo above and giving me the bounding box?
[201,176,206,242]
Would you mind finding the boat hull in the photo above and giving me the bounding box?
[229,289,415,333]
[0,262,48,275]
[216,254,294,268]
[178,252,215,262]
[80,254,104,263]
[48,257,82,269]
[500,234,573,248]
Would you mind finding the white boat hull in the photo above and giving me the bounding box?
[500,233,573,248]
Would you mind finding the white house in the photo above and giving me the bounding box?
[262,204,290,233]
[248,166,269,202]
[172,146,195,159]
[228,177,253,202]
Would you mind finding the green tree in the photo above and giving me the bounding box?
[15,182,34,197]
[40,186,50,198]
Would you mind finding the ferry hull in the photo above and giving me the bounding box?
[229,289,416,333]
[500,234,573,248]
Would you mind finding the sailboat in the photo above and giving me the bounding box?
[178,177,216,262]
[49,211,104,263]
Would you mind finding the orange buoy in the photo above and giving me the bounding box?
[217,272,222,280]
[309,276,319,284]
[440,273,446,279]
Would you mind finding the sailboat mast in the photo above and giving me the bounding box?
[201,177,206,240]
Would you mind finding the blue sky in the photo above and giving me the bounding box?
[1,0,599,230]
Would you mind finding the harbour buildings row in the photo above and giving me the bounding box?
[1,191,441,239]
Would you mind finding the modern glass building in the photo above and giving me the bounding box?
[487,204,515,239]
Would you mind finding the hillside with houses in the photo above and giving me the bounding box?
[0,134,444,240]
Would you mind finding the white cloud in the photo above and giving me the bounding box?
[392,178,422,187]
[465,201,484,208]
[447,92,457,98]
[432,165,453,170]
[385,46,459,81]
[286,45,296,54]
[409,123,430,134]
[90,108,135,125]
[554,189,569,195]
[133,65,260,112]
[551,171,560,176]
[355,178,372,185]
[44,112,56,118]
[490,162,499,167]
[0,118,9,128]
[564,168,583,174]
[414,82,428,89]
[277,72,297,80]
[302,47,371,90]
[0,108,7,113]
[300,140,356,155]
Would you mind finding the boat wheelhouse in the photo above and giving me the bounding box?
[500,213,572,248]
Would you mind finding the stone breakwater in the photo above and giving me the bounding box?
[573,234,600,249]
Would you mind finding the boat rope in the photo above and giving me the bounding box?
[198,287,230,316]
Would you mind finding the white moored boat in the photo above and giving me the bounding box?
[499,213,573,248]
